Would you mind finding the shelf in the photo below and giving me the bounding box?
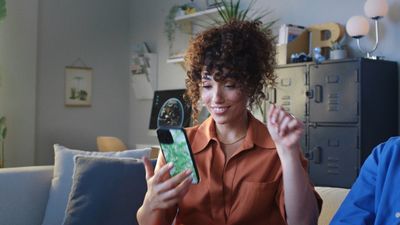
[167,56,185,69]
[175,7,221,22]
[168,7,223,69]
[166,56,184,63]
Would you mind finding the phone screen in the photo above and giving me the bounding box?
[156,127,200,184]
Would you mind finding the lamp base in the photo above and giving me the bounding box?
[363,55,385,60]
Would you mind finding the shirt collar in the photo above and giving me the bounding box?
[191,116,217,154]
[191,111,275,154]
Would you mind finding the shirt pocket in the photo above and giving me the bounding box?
[231,179,280,218]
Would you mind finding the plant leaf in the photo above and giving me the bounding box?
[233,0,240,20]
[214,0,277,32]
[1,127,6,139]
[0,0,7,22]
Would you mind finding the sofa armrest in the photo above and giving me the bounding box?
[0,165,54,225]
[316,186,350,225]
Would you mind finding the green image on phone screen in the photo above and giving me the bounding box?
[159,129,199,184]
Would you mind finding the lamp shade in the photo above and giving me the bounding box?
[346,15,370,38]
[364,0,388,18]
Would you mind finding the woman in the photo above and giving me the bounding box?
[137,20,321,225]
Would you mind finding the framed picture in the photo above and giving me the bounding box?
[65,66,92,107]
[149,89,192,130]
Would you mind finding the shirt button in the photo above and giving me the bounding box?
[395,212,400,218]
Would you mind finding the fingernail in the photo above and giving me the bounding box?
[167,162,173,168]
[185,169,192,175]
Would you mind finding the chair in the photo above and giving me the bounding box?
[96,136,127,152]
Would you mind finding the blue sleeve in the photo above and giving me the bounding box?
[329,144,382,225]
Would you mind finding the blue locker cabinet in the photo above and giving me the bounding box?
[266,58,398,188]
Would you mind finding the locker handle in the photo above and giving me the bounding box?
[271,88,277,104]
[315,85,323,103]
[306,90,313,98]
[265,90,269,101]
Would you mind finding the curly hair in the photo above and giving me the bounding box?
[184,20,276,123]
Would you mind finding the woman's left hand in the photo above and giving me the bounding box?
[267,105,319,225]
[266,104,304,158]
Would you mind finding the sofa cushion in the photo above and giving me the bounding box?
[0,166,53,225]
[63,156,146,225]
[41,144,152,225]
[315,186,350,225]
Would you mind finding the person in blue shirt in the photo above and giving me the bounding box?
[330,136,400,225]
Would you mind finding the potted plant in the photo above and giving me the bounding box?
[180,1,197,15]
[329,40,347,60]
[213,0,277,32]
[0,116,7,168]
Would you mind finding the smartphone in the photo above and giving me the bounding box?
[156,127,200,184]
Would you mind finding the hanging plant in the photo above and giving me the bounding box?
[0,0,6,22]
[164,4,182,53]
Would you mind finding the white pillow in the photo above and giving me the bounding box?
[41,144,151,225]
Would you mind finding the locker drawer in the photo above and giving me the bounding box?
[307,126,359,188]
[309,63,359,123]
[266,66,307,122]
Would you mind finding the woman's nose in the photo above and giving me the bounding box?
[212,86,224,103]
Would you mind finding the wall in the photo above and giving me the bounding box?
[35,0,131,165]
[0,0,38,167]
[128,0,400,147]
[128,0,190,147]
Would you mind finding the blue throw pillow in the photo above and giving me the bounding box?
[63,156,149,225]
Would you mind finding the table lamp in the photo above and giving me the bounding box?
[346,0,388,59]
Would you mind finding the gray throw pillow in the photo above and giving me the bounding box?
[63,156,148,225]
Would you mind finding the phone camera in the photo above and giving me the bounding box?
[157,128,174,144]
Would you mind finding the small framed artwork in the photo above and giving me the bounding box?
[65,66,92,107]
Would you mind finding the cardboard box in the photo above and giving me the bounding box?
[276,30,310,65]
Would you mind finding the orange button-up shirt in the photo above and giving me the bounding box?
[157,113,322,225]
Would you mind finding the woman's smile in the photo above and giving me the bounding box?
[210,106,229,114]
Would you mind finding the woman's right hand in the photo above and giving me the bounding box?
[142,157,193,211]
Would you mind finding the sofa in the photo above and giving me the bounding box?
[0,162,151,225]
[0,163,349,225]
[0,165,54,225]
[0,144,159,225]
